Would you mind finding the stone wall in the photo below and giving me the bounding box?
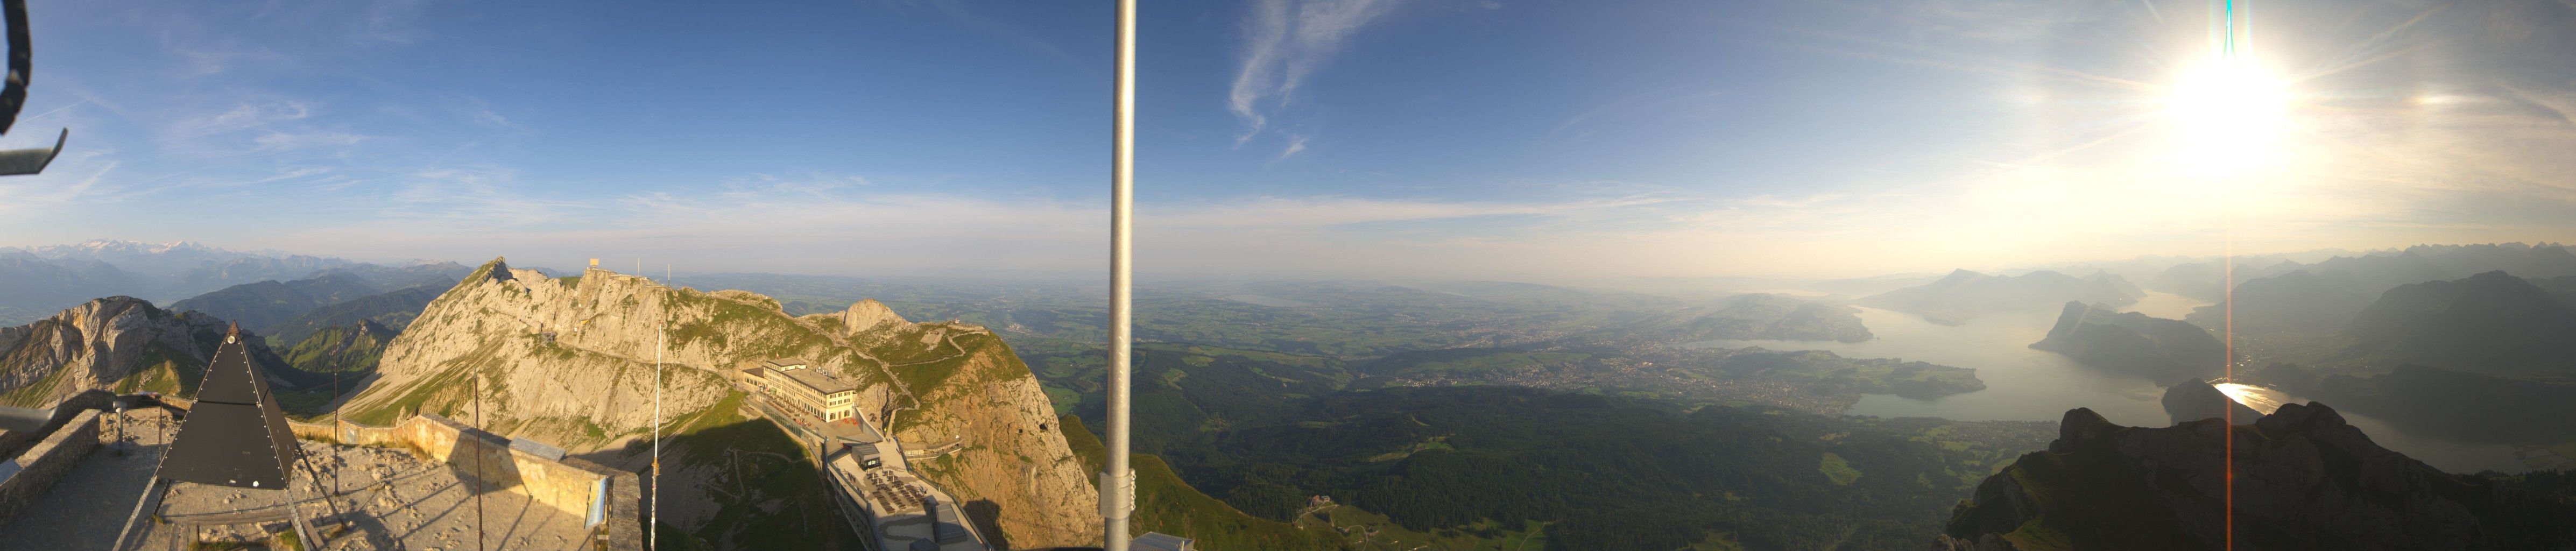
[0,390,112,461]
[0,409,100,524]
[286,414,643,550]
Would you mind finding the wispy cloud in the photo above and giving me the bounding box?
[164,101,313,140]
[1273,134,1310,160]
[448,96,527,131]
[377,165,600,228]
[355,0,428,45]
[0,161,126,215]
[1229,0,1407,145]
[1554,86,1729,139]
[151,99,378,157]
[886,0,1090,70]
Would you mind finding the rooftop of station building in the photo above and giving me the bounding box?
[750,359,857,394]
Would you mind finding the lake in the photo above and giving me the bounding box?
[1686,302,2535,474]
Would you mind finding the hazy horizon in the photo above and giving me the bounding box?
[2,235,2552,287]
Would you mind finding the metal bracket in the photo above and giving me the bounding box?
[1099,469,1136,519]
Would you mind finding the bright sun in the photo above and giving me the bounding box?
[2166,60,2292,177]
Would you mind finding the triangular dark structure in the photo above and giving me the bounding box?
[159,323,300,489]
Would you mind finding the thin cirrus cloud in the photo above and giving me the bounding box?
[1227,0,1405,147]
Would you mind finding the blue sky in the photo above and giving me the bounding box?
[1,0,2571,278]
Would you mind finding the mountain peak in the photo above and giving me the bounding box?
[840,299,910,335]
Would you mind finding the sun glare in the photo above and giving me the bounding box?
[2166,60,2292,178]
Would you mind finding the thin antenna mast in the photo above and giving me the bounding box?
[1104,0,1138,549]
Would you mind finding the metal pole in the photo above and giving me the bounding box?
[652,266,667,550]
[475,376,487,551]
[1104,0,1138,549]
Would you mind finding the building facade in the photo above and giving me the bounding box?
[745,359,858,423]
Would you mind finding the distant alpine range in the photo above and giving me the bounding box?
[0,240,469,327]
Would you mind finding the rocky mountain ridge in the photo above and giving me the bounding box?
[2030,301,2223,383]
[0,296,307,407]
[335,258,1103,547]
[2341,271,2576,376]
[264,285,443,347]
[1862,269,2144,325]
[0,238,469,324]
[169,272,387,333]
[2174,243,2576,323]
[1939,402,2576,550]
[2179,270,2372,333]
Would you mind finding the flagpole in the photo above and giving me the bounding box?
[1104,0,1138,549]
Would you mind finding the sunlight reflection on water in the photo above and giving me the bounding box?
[2213,383,2290,414]
[1691,306,2541,474]
[2211,383,2533,473]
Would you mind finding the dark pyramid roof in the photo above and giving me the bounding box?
[161,324,300,490]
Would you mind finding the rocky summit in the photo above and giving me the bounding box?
[1937,402,2576,550]
[335,258,1103,547]
[0,296,306,407]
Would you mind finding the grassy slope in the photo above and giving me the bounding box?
[1061,415,1351,551]
[659,390,865,550]
[280,322,393,373]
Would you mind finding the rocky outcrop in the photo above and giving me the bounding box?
[336,258,1102,547]
[1940,404,2576,550]
[0,297,301,408]
[2030,302,2223,383]
[841,298,908,335]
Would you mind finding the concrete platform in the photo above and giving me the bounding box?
[0,408,597,551]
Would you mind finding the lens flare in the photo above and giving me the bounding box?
[2168,60,2291,177]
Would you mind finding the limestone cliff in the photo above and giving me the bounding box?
[336,258,1103,547]
[0,296,301,407]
